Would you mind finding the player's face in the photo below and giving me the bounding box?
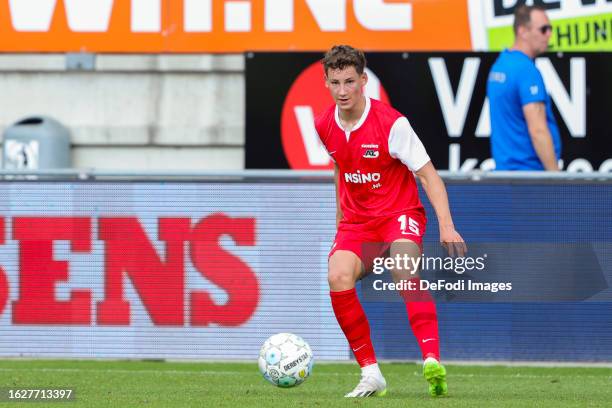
[526,10,552,56]
[325,66,367,112]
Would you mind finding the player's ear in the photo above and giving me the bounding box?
[517,24,528,41]
[361,71,368,87]
[324,75,329,88]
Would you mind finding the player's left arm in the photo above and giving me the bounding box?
[415,162,467,257]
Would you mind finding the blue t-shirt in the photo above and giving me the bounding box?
[487,49,562,170]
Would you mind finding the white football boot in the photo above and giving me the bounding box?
[344,374,387,398]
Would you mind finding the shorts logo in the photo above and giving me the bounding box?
[363,150,379,158]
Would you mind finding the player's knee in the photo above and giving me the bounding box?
[328,267,356,291]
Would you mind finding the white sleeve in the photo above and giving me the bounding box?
[388,117,430,172]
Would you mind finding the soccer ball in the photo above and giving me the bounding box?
[258,333,313,388]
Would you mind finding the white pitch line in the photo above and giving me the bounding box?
[0,367,610,380]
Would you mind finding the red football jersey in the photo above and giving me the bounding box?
[315,97,430,223]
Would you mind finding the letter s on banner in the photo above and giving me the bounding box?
[190,213,259,327]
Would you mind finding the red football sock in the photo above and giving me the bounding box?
[400,278,440,361]
[330,288,377,367]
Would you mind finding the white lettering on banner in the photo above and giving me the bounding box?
[8,0,55,31]
[430,57,586,139]
[536,57,586,137]
[480,157,496,171]
[429,57,481,137]
[490,0,612,20]
[448,144,479,172]
[566,158,593,172]
[354,0,412,31]
[8,0,412,33]
[9,0,115,32]
[265,0,294,32]
[184,0,212,32]
[476,97,491,137]
[132,0,161,33]
[225,1,251,32]
[450,144,610,173]
[600,159,612,172]
[295,106,330,166]
[305,0,347,31]
[63,0,114,31]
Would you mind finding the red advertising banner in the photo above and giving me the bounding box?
[6,214,258,326]
[0,181,345,360]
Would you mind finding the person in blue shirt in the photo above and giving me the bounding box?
[487,5,561,171]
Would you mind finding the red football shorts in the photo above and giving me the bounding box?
[329,209,427,268]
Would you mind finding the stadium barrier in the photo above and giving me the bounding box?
[0,170,610,362]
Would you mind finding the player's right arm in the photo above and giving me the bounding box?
[334,163,343,229]
[523,102,559,171]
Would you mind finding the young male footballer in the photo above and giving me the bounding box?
[315,45,467,398]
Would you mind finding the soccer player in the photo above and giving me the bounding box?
[315,45,466,398]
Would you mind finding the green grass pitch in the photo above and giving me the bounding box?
[0,360,610,407]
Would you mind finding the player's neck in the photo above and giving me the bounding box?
[511,42,536,59]
[338,96,367,130]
